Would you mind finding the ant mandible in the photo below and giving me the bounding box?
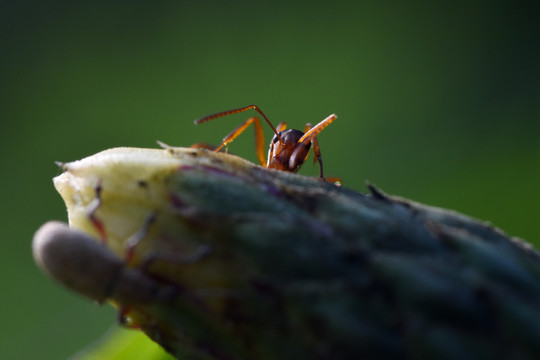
[192,105,337,181]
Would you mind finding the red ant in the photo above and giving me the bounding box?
[192,105,338,182]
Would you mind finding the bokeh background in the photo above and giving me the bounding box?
[1,1,538,359]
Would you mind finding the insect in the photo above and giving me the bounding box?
[193,105,337,181]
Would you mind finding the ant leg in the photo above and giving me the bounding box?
[276,122,287,132]
[266,122,288,168]
[214,117,266,166]
[292,114,337,176]
[190,143,216,150]
[305,131,342,184]
[303,123,325,179]
[86,179,108,244]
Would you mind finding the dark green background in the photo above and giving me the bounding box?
[1,1,538,359]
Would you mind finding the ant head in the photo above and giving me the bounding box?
[268,129,311,172]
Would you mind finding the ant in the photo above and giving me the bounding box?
[192,105,338,182]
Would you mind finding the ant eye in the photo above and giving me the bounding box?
[272,135,279,143]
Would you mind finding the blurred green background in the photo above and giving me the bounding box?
[1,1,538,359]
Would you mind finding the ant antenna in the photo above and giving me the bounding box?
[194,105,282,142]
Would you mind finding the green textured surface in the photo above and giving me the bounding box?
[41,147,540,359]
